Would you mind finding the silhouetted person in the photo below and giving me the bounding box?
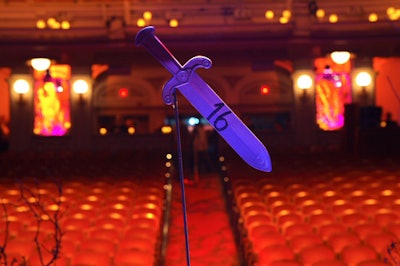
[384,112,398,128]
[180,121,194,181]
[208,129,220,171]
[0,116,9,152]
[193,124,211,174]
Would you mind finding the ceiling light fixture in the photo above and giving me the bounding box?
[30,58,51,71]
[265,10,274,20]
[329,14,338,23]
[330,51,351,64]
[169,18,179,28]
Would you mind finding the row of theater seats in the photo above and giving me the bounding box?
[0,176,167,266]
[226,164,400,266]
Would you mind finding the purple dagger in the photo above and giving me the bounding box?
[136,26,272,172]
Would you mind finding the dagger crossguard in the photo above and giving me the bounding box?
[162,56,212,105]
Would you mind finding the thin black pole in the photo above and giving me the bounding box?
[172,92,191,266]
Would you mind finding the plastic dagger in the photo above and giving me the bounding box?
[135,26,272,172]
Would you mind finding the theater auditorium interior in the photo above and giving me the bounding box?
[0,0,400,265]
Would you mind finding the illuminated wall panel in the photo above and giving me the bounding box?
[33,65,71,136]
[314,56,353,131]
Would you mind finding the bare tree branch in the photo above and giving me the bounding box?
[0,197,10,266]
[18,178,64,266]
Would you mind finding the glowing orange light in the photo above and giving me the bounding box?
[128,127,135,134]
[329,14,338,23]
[99,127,107,135]
[265,10,274,19]
[161,126,172,134]
[36,19,46,29]
[119,88,129,98]
[261,85,270,95]
[169,18,179,27]
[143,11,152,20]
[137,18,146,27]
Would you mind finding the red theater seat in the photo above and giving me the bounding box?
[340,244,378,266]
[257,245,295,266]
[357,260,390,266]
[364,232,398,256]
[276,211,303,227]
[299,200,325,216]
[240,201,269,216]
[308,211,336,228]
[339,211,368,228]
[118,237,156,252]
[327,232,361,254]
[373,210,399,227]
[29,248,69,266]
[114,249,155,266]
[88,228,122,242]
[298,244,336,266]
[353,223,383,241]
[317,222,348,242]
[282,222,314,241]
[79,239,116,258]
[4,239,35,261]
[247,222,279,243]
[250,230,287,254]
[269,260,302,266]
[311,260,346,266]
[289,233,323,254]
[70,250,112,266]
[386,222,400,239]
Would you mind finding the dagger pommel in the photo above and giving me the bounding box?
[135,26,182,75]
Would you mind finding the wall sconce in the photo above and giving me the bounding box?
[296,74,313,101]
[354,70,372,105]
[72,79,89,105]
[13,79,31,104]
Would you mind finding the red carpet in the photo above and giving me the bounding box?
[165,173,240,266]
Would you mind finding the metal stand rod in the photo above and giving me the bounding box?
[173,92,191,266]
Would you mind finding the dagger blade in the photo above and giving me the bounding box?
[136,26,272,172]
[175,74,272,172]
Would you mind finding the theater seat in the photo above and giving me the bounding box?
[298,244,336,266]
[311,260,346,266]
[113,249,155,266]
[327,232,361,254]
[357,260,390,266]
[250,230,287,254]
[317,222,348,242]
[289,233,323,254]
[386,222,400,239]
[340,244,377,266]
[352,223,383,241]
[70,250,112,266]
[373,210,399,227]
[257,245,295,266]
[282,222,314,241]
[269,260,302,266]
[364,232,398,257]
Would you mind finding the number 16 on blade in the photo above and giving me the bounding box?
[136,26,272,172]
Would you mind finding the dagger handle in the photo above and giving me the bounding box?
[135,26,182,75]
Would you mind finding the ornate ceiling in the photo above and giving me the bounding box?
[0,0,399,67]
